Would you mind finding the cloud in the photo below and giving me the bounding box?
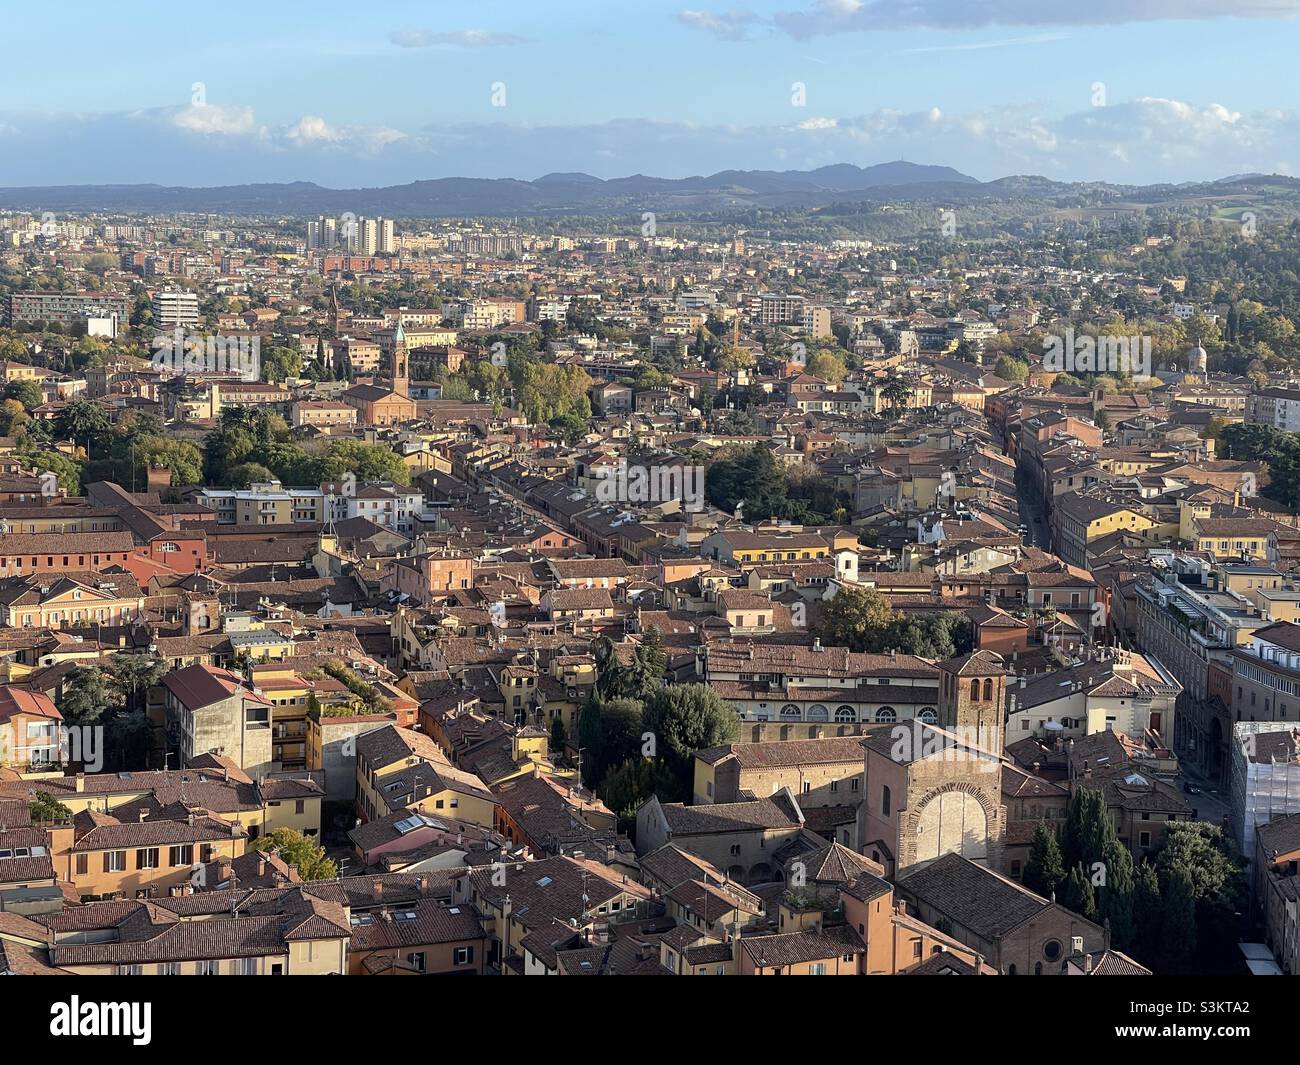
[170,103,258,136]
[678,0,1300,39]
[0,97,1295,187]
[676,9,761,40]
[389,28,532,48]
[286,115,343,145]
[898,31,1072,53]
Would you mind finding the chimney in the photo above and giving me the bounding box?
[973,952,984,975]
[137,809,148,822]
[418,875,430,895]
[75,774,85,793]
[1084,953,1093,973]
[257,858,266,877]
[1071,935,1084,955]
[895,899,906,917]
[373,881,383,901]
[813,637,822,652]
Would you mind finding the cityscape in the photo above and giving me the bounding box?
[0,3,1296,1024]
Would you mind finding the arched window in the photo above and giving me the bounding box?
[918,706,938,724]
[875,706,896,723]
[983,678,994,701]
[970,678,980,700]
[780,704,802,720]
[807,705,829,722]
[834,705,856,723]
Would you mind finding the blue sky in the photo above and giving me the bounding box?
[1,0,1298,186]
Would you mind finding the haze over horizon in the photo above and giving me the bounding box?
[2,0,1299,188]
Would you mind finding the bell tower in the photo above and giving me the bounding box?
[938,649,1007,754]
[391,320,409,399]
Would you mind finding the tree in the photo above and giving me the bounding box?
[1060,787,1111,874]
[641,683,740,798]
[1152,821,1247,970]
[57,664,118,726]
[102,655,166,711]
[54,397,110,445]
[599,756,678,833]
[1160,864,1198,969]
[806,350,847,385]
[624,627,667,697]
[229,462,276,488]
[1132,860,1162,963]
[813,586,896,652]
[247,828,336,880]
[319,439,410,486]
[1097,836,1136,950]
[548,413,588,445]
[1064,862,1097,921]
[30,791,71,824]
[879,375,913,415]
[705,443,789,518]
[260,345,302,383]
[22,447,84,495]
[1023,821,1065,899]
[993,355,1029,382]
[3,379,43,410]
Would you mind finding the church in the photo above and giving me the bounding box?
[858,649,1007,878]
[341,321,418,426]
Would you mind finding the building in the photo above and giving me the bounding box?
[150,290,201,330]
[692,737,866,809]
[161,665,274,778]
[7,291,131,328]
[0,686,63,772]
[1229,722,1300,878]
[859,650,1007,877]
[897,852,1112,976]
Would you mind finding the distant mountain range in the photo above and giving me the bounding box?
[0,163,1294,218]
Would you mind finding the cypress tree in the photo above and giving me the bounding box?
[1064,862,1097,921]
[1024,820,1065,899]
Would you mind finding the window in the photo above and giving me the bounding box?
[454,946,474,966]
[970,678,980,700]
[407,952,427,973]
[983,679,993,701]
[136,848,160,870]
[918,706,937,724]
[1043,940,1062,962]
[161,962,180,976]
[834,705,856,722]
[104,851,126,873]
[881,785,891,817]
[875,706,896,723]
[196,960,219,975]
[75,853,88,875]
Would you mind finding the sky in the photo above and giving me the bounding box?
[1,0,1299,187]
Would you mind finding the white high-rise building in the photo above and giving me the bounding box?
[151,289,200,329]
